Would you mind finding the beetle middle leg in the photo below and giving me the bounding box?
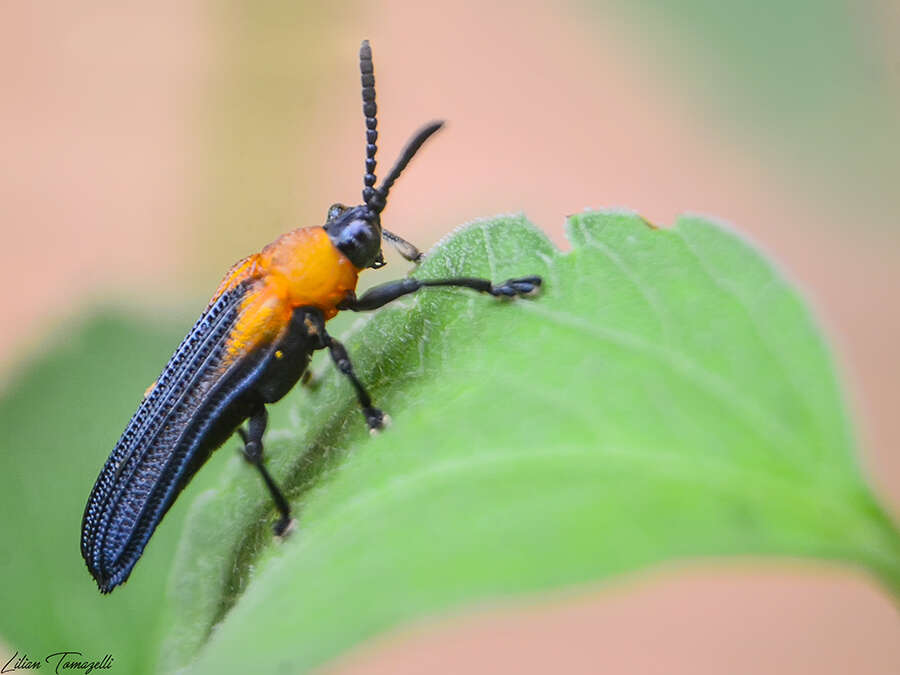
[304,310,387,433]
[238,403,294,536]
[326,335,387,433]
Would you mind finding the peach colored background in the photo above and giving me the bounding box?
[1,1,897,672]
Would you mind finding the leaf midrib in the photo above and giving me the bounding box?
[286,381,891,598]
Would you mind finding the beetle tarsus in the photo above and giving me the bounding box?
[489,275,543,298]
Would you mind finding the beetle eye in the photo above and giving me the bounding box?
[326,203,347,222]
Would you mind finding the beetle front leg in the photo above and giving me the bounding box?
[339,275,542,311]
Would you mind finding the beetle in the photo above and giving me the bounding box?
[81,40,542,593]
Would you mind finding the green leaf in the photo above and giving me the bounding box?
[0,313,230,674]
[164,211,899,673]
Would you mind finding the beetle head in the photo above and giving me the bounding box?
[323,203,383,269]
[324,40,442,270]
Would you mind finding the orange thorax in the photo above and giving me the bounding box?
[218,227,360,362]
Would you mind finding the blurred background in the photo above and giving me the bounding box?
[1,0,898,672]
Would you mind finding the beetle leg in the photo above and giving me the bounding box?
[339,275,542,311]
[238,404,294,536]
[381,229,423,263]
[300,369,318,390]
[326,335,388,433]
[304,311,387,433]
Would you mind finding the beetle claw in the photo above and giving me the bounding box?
[365,407,390,434]
[274,517,296,538]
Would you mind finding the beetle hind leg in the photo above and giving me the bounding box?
[238,405,295,536]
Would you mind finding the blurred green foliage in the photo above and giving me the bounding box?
[0,313,232,674]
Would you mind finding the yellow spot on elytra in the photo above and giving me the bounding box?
[275,350,284,359]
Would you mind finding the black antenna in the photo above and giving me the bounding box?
[360,40,378,208]
[359,40,444,215]
[376,121,443,211]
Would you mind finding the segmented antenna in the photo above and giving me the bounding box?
[360,40,444,216]
[360,40,378,207]
[377,121,443,210]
